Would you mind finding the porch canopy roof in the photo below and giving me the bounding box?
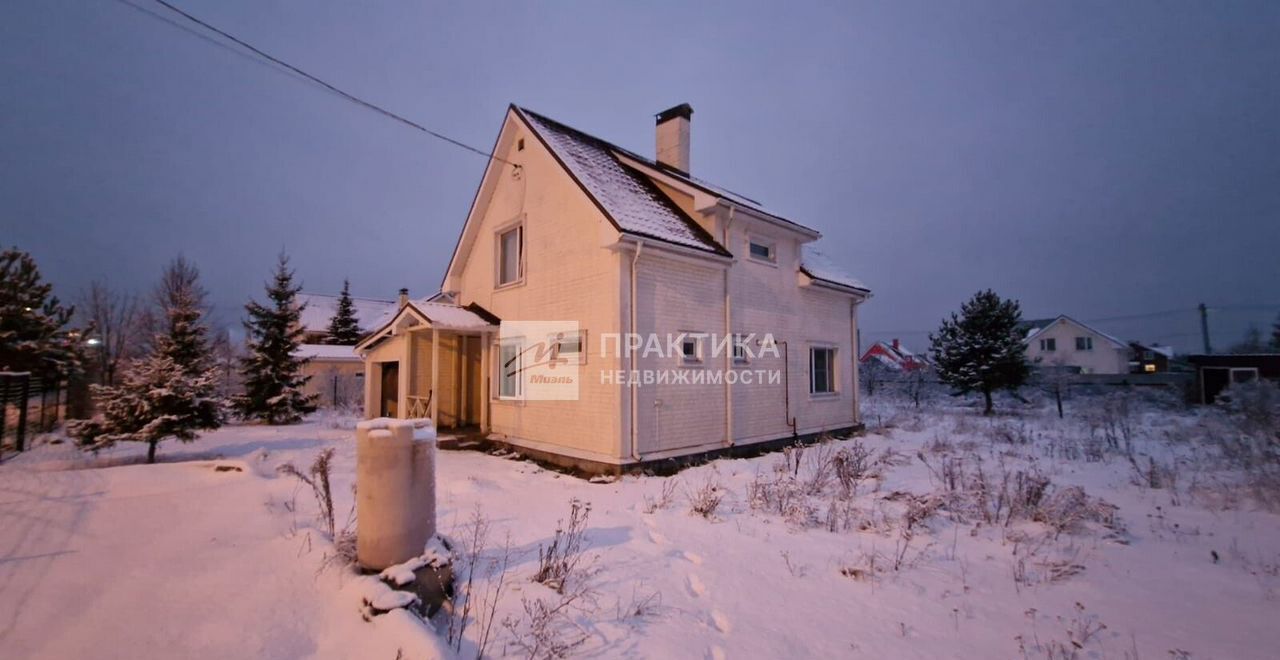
[355,299,499,352]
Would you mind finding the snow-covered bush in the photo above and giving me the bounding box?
[686,473,724,519]
[533,499,593,594]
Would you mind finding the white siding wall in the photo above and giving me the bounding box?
[451,116,625,459]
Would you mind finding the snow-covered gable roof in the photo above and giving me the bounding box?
[356,299,500,351]
[297,293,397,334]
[294,344,360,362]
[516,107,730,256]
[1023,315,1128,349]
[799,244,870,293]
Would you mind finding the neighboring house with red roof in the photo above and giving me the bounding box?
[860,339,930,371]
[354,103,871,472]
[1021,315,1131,374]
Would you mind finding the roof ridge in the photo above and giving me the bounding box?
[516,105,799,224]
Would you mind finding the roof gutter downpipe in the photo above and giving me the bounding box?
[629,239,645,463]
[723,206,735,447]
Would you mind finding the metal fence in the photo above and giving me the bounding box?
[0,372,66,458]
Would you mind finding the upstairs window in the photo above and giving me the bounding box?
[1040,338,1056,352]
[497,225,523,287]
[748,238,775,263]
[1075,336,1093,351]
[810,346,836,395]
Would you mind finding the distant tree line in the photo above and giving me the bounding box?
[0,246,371,463]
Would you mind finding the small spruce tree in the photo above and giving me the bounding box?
[235,253,317,423]
[1270,312,1280,351]
[929,290,1030,415]
[1229,324,1266,354]
[71,256,223,462]
[0,247,84,380]
[325,279,363,345]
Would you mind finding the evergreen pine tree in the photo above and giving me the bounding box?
[151,255,214,373]
[1229,324,1266,354]
[235,253,317,423]
[929,290,1030,415]
[324,279,363,345]
[0,247,84,380]
[70,257,224,463]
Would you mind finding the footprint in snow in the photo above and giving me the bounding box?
[680,550,703,565]
[686,573,706,597]
[709,610,732,634]
[647,529,668,545]
[707,645,727,660]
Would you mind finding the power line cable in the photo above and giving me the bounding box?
[125,0,517,169]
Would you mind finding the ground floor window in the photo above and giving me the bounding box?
[498,338,523,399]
[810,346,836,395]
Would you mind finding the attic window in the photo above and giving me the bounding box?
[1075,337,1093,351]
[497,224,524,287]
[517,138,525,151]
[748,237,775,263]
[1040,338,1056,352]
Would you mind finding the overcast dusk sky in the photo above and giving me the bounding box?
[2,1,1278,351]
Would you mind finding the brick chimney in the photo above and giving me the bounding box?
[892,338,901,351]
[655,103,693,173]
[398,288,409,308]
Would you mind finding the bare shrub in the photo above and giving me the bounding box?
[642,479,678,514]
[533,499,592,594]
[989,419,1036,445]
[503,583,593,659]
[1129,454,1181,498]
[1035,486,1122,538]
[277,448,336,538]
[687,474,723,519]
[801,439,838,495]
[614,584,662,622]
[833,441,876,497]
[446,506,488,650]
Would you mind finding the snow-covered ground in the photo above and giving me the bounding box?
[2,393,1278,659]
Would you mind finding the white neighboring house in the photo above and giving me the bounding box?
[294,293,398,408]
[352,103,871,473]
[1023,315,1130,374]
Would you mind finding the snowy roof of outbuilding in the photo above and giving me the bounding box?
[517,107,730,256]
[799,244,870,293]
[294,344,361,362]
[297,293,397,334]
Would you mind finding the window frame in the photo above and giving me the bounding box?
[495,221,525,289]
[809,345,838,396]
[746,235,777,265]
[549,329,587,366]
[1040,338,1057,352]
[1075,336,1093,351]
[732,333,750,365]
[679,331,705,366]
[496,337,524,400]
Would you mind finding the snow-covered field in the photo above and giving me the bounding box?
[2,392,1279,659]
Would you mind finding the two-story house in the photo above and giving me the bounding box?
[355,104,870,473]
[1022,315,1130,374]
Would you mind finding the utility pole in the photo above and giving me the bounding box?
[1199,303,1212,354]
